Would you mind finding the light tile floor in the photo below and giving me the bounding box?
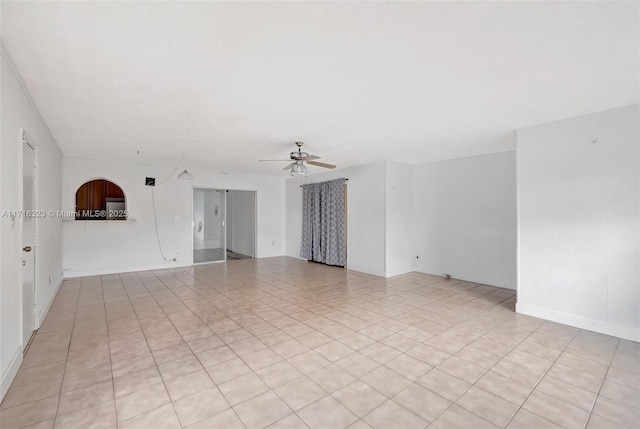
[1,257,638,429]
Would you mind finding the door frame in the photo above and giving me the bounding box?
[19,128,38,347]
[190,187,258,264]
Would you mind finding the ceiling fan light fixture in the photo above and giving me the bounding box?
[290,162,307,177]
[259,142,335,173]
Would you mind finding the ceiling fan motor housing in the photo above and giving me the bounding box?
[290,150,309,160]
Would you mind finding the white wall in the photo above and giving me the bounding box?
[517,105,639,342]
[286,162,387,277]
[228,190,256,257]
[385,162,415,277]
[62,158,285,277]
[1,53,63,399]
[413,151,517,289]
[286,157,517,283]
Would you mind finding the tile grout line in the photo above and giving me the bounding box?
[169,268,323,428]
[101,275,120,427]
[114,272,186,428]
[50,277,82,428]
[404,316,570,428]
[582,339,621,429]
[501,327,584,428]
[134,269,243,428]
[152,269,271,427]
[6,260,636,429]
[269,289,517,427]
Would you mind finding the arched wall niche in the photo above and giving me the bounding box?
[75,178,127,220]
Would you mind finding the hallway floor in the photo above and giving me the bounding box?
[1,257,638,428]
[193,248,252,263]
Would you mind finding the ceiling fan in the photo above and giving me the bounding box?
[259,142,336,176]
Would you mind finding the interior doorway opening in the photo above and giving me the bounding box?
[192,188,256,264]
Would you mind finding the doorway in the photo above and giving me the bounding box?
[192,188,256,264]
[22,139,37,348]
[193,188,226,263]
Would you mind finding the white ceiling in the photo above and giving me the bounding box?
[2,1,638,177]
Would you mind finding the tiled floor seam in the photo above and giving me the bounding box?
[421,317,572,428]
[101,276,121,427]
[131,275,254,429]
[50,277,81,429]
[582,339,620,429]
[121,273,186,427]
[500,324,584,428]
[5,260,638,429]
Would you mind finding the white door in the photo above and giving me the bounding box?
[22,141,36,346]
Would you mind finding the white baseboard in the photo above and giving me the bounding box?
[1,347,23,402]
[413,268,516,290]
[516,303,639,342]
[64,262,192,278]
[346,263,386,278]
[385,266,416,278]
[283,255,387,277]
[36,276,64,328]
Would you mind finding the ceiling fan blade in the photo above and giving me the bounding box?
[258,159,292,162]
[301,155,321,161]
[307,161,336,169]
[282,163,295,170]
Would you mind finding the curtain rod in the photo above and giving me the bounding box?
[300,178,348,187]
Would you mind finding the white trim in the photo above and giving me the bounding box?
[413,268,516,290]
[0,347,23,401]
[385,266,416,278]
[64,262,192,278]
[36,276,64,328]
[346,263,386,278]
[516,303,639,342]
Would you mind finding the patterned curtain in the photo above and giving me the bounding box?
[300,178,347,266]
